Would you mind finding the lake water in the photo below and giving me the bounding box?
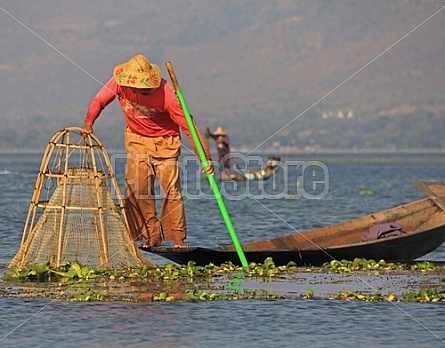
[1,151,445,347]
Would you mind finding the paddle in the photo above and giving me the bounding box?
[165,61,248,267]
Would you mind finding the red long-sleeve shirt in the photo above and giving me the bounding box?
[85,77,211,160]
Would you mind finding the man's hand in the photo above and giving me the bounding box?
[203,161,215,175]
[81,122,93,139]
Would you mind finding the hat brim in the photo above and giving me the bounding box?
[113,62,162,88]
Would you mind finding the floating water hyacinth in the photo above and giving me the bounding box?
[356,189,377,195]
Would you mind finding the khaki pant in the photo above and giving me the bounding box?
[124,127,186,244]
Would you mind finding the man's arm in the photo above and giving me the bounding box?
[82,77,119,137]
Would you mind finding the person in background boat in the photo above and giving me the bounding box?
[81,54,214,249]
[205,126,234,179]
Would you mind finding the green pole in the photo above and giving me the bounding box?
[165,61,248,267]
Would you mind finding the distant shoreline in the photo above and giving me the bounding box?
[1,148,445,155]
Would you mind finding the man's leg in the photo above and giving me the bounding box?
[124,129,162,245]
[155,157,187,247]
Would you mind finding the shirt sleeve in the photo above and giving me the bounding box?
[85,77,119,124]
[164,84,212,161]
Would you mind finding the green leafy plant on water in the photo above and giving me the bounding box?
[356,189,377,195]
[4,261,102,282]
[181,288,285,302]
[8,257,436,283]
[410,261,437,272]
[334,290,384,301]
[334,288,445,303]
[50,262,99,281]
[323,258,438,273]
[68,288,105,302]
[403,287,445,303]
[3,257,445,303]
[5,263,51,281]
[304,289,314,299]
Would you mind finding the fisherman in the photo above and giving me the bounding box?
[82,54,214,249]
[205,126,233,178]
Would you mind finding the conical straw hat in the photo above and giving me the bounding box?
[113,54,161,88]
[214,126,226,135]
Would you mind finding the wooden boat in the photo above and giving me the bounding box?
[141,181,445,266]
[219,155,281,181]
[220,167,280,181]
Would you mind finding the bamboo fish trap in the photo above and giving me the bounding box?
[9,127,154,269]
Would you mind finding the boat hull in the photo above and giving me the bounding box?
[141,182,445,266]
[142,223,445,266]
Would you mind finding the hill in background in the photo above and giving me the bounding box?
[1,1,444,153]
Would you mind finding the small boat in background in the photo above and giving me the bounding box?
[142,181,445,266]
[220,155,281,181]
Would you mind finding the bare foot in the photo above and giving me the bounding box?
[141,239,164,248]
[174,243,188,249]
